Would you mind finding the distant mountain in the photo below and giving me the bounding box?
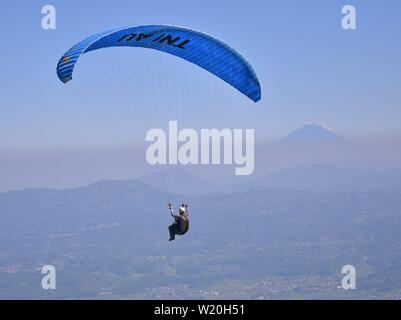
[339,169,401,192]
[137,167,215,195]
[254,124,354,175]
[0,179,174,233]
[235,165,401,192]
[270,123,347,147]
[245,165,366,191]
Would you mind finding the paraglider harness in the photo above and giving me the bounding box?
[169,204,189,235]
[176,214,189,235]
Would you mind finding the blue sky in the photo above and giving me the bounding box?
[1,0,401,192]
[1,0,400,151]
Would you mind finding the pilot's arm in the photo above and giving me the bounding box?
[168,203,179,218]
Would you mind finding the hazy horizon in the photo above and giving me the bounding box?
[2,123,401,193]
[2,1,401,193]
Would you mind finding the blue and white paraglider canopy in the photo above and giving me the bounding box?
[57,25,261,102]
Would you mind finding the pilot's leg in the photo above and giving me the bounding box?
[169,223,176,241]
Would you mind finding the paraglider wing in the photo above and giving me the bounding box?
[56,25,261,102]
